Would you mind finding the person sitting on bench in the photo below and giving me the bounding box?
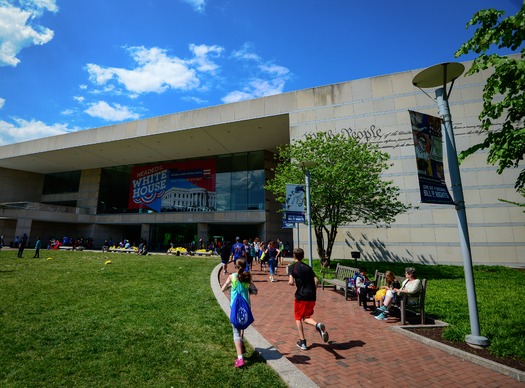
[374,271,400,308]
[355,268,376,311]
[374,267,421,321]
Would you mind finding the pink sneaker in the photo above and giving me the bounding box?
[234,358,245,368]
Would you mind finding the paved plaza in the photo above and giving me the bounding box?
[213,261,524,387]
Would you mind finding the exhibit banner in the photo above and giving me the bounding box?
[409,110,454,205]
[129,159,216,212]
[284,183,305,224]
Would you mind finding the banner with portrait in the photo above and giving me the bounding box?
[284,184,305,224]
[409,110,454,205]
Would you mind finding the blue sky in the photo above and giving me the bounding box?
[0,0,522,146]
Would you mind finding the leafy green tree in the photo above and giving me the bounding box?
[265,132,411,267]
[455,5,525,195]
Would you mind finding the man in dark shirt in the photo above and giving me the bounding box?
[288,247,329,350]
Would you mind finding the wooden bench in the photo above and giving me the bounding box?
[321,264,360,300]
[58,246,74,251]
[374,273,427,325]
[193,250,213,256]
[108,248,136,253]
[167,249,187,255]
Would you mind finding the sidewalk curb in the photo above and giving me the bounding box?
[210,263,318,388]
[391,325,525,382]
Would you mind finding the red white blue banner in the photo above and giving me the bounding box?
[129,159,216,212]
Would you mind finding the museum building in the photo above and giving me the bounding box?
[0,58,523,266]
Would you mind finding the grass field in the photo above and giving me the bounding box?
[0,250,287,387]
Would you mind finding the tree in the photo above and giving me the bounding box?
[265,132,411,267]
[455,5,525,196]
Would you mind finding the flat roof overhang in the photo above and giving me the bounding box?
[0,114,290,174]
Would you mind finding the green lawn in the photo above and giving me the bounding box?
[0,250,287,387]
[323,259,525,360]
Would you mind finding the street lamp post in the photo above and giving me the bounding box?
[299,161,316,268]
[413,63,489,348]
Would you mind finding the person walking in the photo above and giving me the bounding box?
[288,247,329,350]
[33,237,41,258]
[17,234,28,258]
[220,240,231,274]
[263,240,280,282]
[221,258,258,368]
[230,237,246,266]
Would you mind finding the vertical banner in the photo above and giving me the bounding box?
[409,110,454,205]
[284,184,306,224]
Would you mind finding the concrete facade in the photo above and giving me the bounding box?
[0,58,523,266]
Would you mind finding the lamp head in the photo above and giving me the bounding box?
[412,62,465,89]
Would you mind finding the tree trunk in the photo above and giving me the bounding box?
[314,224,338,268]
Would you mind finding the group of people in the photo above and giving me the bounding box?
[221,245,329,368]
[102,239,148,255]
[354,267,423,321]
[8,234,38,258]
[47,236,93,250]
[220,237,287,283]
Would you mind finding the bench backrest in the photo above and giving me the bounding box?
[334,264,360,280]
[373,271,403,288]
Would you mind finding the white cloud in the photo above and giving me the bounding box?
[222,77,287,104]
[182,96,207,104]
[30,0,58,13]
[181,0,206,13]
[84,101,140,121]
[86,45,224,96]
[231,42,261,61]
[189,43,223,73]
[222,44,291,104]
[0,1,57,67]
[0,117,72,146]
[259,63,290,77]
[222,90,253,104]
[82,42,291,109]
[0,97,5,108]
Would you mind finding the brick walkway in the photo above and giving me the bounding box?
[219,261,523,387]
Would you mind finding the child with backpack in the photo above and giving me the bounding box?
[221,258,258,368]
[355,268,376,310]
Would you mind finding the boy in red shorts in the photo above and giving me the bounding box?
[288,247,329,350]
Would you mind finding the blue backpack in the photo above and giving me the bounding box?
[230,294,254,330]
[348,272,364,288]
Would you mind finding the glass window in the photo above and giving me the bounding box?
[215,172,231,211]
[247,169,265,210]
[42,171,81,194]
[98,166,133,213]
[96,151,267,213]
[248,151,264,170]
[231,153,247,172]
[216,155,231,173]
[231,170,247,210]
